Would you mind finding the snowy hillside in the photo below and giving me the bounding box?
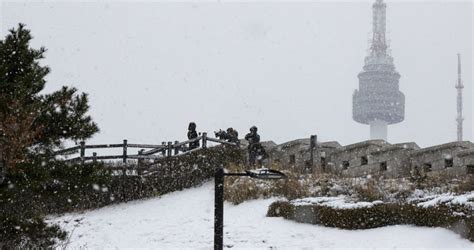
[50,182,473,249]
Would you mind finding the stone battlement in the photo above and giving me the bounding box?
[264,138,474,179]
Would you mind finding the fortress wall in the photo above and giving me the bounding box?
[265,138,473,179]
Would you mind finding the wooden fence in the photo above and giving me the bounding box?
[54,132,239,165]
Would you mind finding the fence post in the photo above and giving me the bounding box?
[309,135,317,173]
[202,132,207,149]
[80,141,85,165]
[123,139,128,163]
[167,141,172,157]
[137,149,144,175]
[174,141,179,155]
[310,135,316,166]
[161,141,166,156]
[92,152,97,163]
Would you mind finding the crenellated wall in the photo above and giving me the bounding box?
[264,138,474,179]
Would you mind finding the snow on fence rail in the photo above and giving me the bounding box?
[54,132,238,165]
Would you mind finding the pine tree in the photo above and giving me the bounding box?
[0,24,99,174]
[0,24,101,247]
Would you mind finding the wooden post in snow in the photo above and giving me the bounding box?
[137,149,144,175]
[167,141,172,157]
[123,139,128,163]
[202,132,207,149]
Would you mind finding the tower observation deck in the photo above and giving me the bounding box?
[353,0,405,141]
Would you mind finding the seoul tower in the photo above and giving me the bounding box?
[353,0,405,141]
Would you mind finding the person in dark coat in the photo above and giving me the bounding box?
[188,122,200,150]
[226,127,239,146]
[245,126,261,166]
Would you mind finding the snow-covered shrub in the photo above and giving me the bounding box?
[0,214,66,248]
[266,201,294,218]
[0,159,112,248]
[267,194,474,242]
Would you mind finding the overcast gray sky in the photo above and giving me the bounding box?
[2,0,473,148]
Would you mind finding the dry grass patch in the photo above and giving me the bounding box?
[455,177,474,194]
[224,163,311,204]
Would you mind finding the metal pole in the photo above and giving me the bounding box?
[212,170,284,249]
[214,168,224,250]
[456,53,464,142]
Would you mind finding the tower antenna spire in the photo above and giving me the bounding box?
[371,0,387,57]
[456,53,464,141]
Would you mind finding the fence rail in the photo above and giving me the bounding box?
[54,132,238,165]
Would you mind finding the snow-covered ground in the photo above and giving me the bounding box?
[50,182,473,249]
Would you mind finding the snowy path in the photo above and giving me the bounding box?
[51,182,473,249]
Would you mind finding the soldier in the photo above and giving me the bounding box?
[245,126,261,166]
[187,122,200,150]
[254,143,267,166]
[226,127,239,146]
[215,127,240,146]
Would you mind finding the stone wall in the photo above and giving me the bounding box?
[410,142,473,178]
[364,143,419,178]
[266,139,340,172]
[265,137,474,179]
[329,140,387,176]
[458,149,474,167]
[267,139,311,168]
